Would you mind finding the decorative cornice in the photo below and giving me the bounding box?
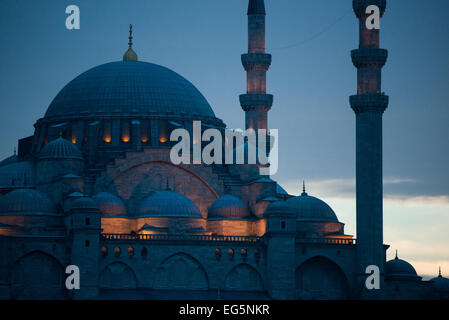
[351,48,388,68]
[241,53,271,71]
[350,94,389,114]
[240,94,273,111]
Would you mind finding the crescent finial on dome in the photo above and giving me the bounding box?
[123,24,138,61]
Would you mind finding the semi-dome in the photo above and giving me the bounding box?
[93,192,127,216]
[208,195,250,219]
[385,254,420,279]
[286,187,338,222]
[44,61,216,121]
[137,190,202,218]
[39,137,83,160]
[0,161,35,189]
[0,189,55,215]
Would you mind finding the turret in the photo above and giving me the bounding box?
[240,0,273,132]
[350,0,389,298]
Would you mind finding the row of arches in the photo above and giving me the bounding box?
[100,253,264,292]
[9,251,349,299]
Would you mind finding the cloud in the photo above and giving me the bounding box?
[277,177,449,278]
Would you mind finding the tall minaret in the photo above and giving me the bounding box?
[350,0,389,297]
[240,0,273,131]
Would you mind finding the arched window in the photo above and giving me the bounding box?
[254,248,260,263]
[241,248,248,258]
[141,247,148,259]
[215,248,221,260]
[228,248,234,260]
[101,246,108,258]
[114,247,121,257]
[128,247,134,258]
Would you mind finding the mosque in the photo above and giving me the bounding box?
[0,0,448,300]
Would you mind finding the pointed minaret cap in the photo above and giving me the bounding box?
[123,24,138,61]
[248,0,266,16]
[395,250,398,259]
[439,266,442,277]
[301,180,308,196]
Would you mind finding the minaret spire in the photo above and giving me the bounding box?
[352,0,389,298]
[240,0,273,132]
[123,24,138,61]
[439,266,442,277]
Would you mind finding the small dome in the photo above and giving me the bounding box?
[431,272,449,292]
[385,255,419,279]
[208,195,250,219]
[0,154,18,167]
[93,192,127,216]
[70,197,98,210]
[137,191,202,218]
[264,200,296,217]
[286,189,338,222]
[0,189,55,214]
[0,161,35,189]
[39,137,83,160]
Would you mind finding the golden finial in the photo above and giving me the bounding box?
[123,24,138,61]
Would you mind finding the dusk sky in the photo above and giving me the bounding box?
[0,0,448,278]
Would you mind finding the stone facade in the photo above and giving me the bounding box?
[0,0,447,301]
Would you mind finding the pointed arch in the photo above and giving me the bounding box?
[224,263,264,291]
[295,256,349,300]
[153,252,209,290]
[11,250,65,299]
[100,261,137,289]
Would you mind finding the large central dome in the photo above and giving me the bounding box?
[44,61,216,120]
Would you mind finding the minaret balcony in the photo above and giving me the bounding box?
[350,94,389,114]
[240,93,273,110]
[351,48,388,68]
[241,53,272,71]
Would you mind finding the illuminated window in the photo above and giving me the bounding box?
[103,121,112,143]
[128,247,134,258]
[114,247,121,257]
[159,136,167,143]
[121,121,130,143]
